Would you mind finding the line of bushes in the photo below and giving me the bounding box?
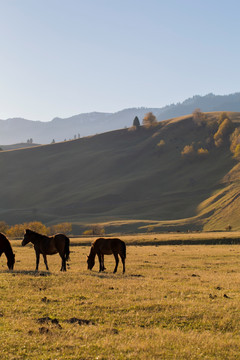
[0,221,72,238]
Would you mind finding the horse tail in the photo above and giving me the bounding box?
[64,236,70,261]
[122,241,126,259]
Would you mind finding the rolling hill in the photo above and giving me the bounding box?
[1,111,240,233]
[1,93,240,145]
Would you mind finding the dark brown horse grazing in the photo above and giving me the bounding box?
[87,238,126,273]
[22,229,70,271]
[0,233,15,270]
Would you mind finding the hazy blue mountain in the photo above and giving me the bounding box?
[1,93,240,145]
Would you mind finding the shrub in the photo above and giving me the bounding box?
[213,117,233,147]
[128,125,137,132]
[6,221,48,238]
[197,148,209,156]
[48,222,72,235]
[230,128,240,159]
[192,108,205,126]
[26,221,48,234]
[6,221,72,238]
[142,112,158,128]
[83,229,93,236]
[181,144,195,158]
[233,144,240,159]
[218,112,230,125]
[92,225,105,235]
[157,139,165,148]
[6,223,26,238]
[83,225,105,236]
[0,221,9,234]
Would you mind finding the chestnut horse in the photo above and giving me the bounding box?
[87,237,126,273]
[0,233,15,270]
[22,229,70,271]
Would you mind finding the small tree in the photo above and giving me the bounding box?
[133,116,140,128]
[142,112,157,128]
[193,108,205,125]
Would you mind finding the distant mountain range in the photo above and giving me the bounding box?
[1,92,240,145]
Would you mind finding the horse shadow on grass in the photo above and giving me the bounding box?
[85,271,144,279]
[0,269,52,276]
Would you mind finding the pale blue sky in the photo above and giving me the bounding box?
[0,0,239,121]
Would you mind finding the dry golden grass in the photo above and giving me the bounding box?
[1,234,240,359]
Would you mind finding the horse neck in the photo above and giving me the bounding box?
[4,241,14,260]
[89,246,96,259]
[29,232,46,245]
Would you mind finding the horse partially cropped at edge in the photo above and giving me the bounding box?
[0,233,15,270]
[87,237,126,273]
[22,229,70,271]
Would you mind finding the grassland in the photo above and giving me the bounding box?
[1,233,240,359]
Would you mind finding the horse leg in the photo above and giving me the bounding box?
[113,253,119,273]
[60,254,66,271]
[97,253,102,272]
[120,254,125,273]
[35,251,40,271]
[43,254,49,271]
[101,254,106,271]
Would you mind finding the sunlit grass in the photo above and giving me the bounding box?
[1,235,240,359]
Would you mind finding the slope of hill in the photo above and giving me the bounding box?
[0,143,40,151]
[1,93,240,145]
[1,111,240,233]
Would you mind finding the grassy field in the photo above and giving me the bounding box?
[1,233,240,359]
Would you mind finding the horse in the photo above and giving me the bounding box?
[0,233,15,270]
[22,229,70,271]
[87,237,126,273]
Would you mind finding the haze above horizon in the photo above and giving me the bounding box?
[0,0,239,122]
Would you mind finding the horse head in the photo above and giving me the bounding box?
[22,229,32,246]
[7,253,15,270]
[87,255,95,270]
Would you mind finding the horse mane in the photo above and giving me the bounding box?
[89,244,96,257]
[26,229,49,240]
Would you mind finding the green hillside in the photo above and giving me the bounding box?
[1,111,240,233]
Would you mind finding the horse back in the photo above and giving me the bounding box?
[94,238,126,257]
